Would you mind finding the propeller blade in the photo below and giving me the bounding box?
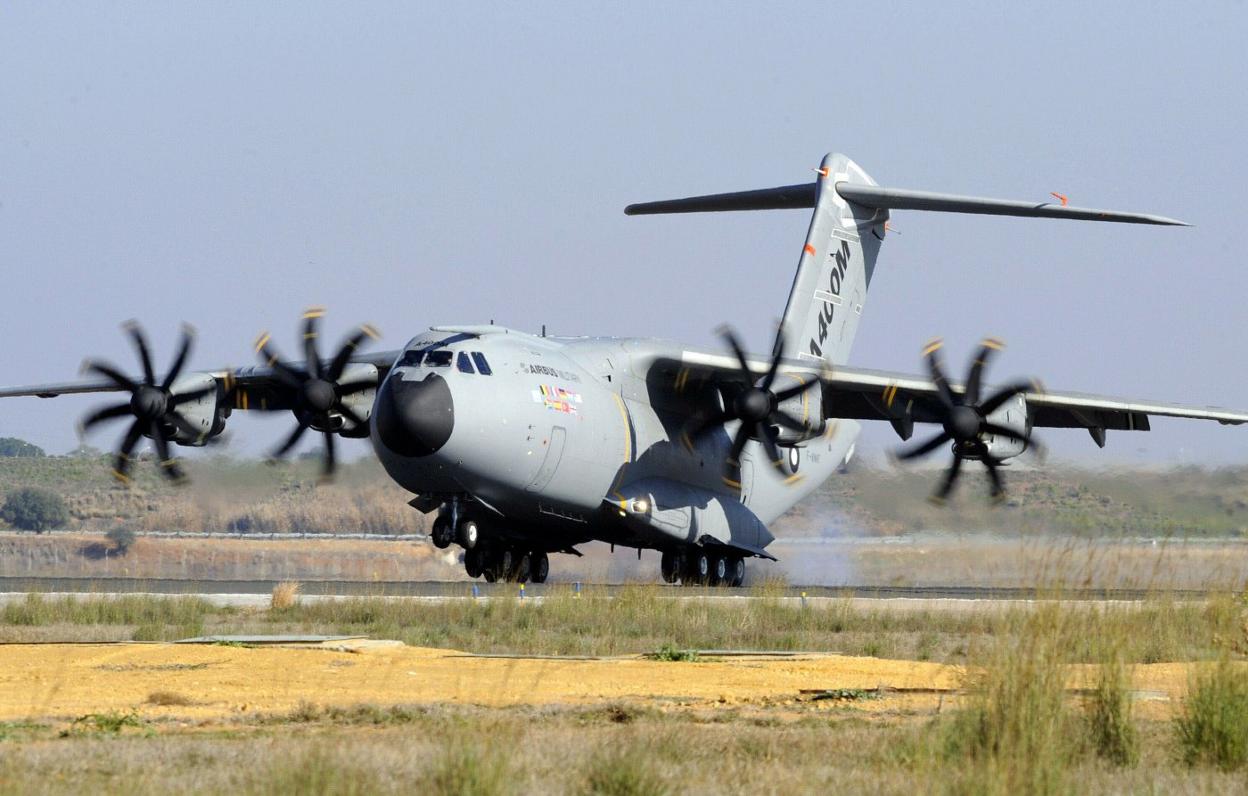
[80,402,132,433]
[326,324,379,383]
[270,421,309,460]
[717,326,754,379]
[161,324,196,391]
[981,422,1029,446]
[83,360,138,392]
[897,431,952,461]
[169,385,216,407]
[722,424,751,489]
[923,339,955,409]
[321,428,336,478]
[984,457,1005,500]
[150,423,185,483]
[123,320,157,386]
[773,377,820,403]
[254,333,304,389]
[113,419,145,483]
[761,328,786,390]
[933,455,964,502]
[980,381,1037,415]
[772,411,807,433]
[685,407,730,445]
[757,422,785,473]
[964,338,1003,406]
[302,307,324,379]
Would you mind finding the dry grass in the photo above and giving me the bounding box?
[144,690,195,707]
[270,581,301,610]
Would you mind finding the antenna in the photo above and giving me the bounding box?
[541,324,546,338]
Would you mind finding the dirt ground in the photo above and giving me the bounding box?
[0,641,1197,727]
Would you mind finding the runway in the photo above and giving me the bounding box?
[0,576,1212,602]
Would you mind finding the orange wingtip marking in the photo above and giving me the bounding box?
[803,244,816,256]
[1050,192,1069,207]
[814,167,830,177]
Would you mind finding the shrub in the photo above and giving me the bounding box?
[106,527,137,553]
[1086,657,1139,766]
[1176,657,1248,770]
[0,487,68,532]
[0,437,45,457]
[583,746,670,795]
[271,581,301,610]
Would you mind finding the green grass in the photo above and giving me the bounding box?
[1176,656,1248,770]
[2,587,1243,662]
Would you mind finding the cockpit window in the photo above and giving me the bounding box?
[471,352,493,375]
[425,350,453,368]
[400,350,424,367]
[456,352,475,374]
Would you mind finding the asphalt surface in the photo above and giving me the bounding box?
[0,577,1212,601]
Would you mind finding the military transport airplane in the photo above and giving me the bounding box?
[2,152,1245,587]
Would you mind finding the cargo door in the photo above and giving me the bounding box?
[526,426,566,492]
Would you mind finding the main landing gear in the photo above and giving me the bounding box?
[660,548,746,588]
[431,513,549,584]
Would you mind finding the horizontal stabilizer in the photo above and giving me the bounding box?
[835,184,1189,226]
[625,183,815,215]
[625,178,1188,226]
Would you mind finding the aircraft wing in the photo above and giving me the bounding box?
[817,364,1247,442]
[0,349,402,404]
[663,351,1248,447]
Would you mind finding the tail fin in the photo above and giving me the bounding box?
[625,152,1188,364]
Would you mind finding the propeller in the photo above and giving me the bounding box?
[253,307,379,479]
[682,324,822,489]
[894,338,1041,503]
[79,321,213,484]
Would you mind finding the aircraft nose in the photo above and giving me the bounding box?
[374,372,454,457]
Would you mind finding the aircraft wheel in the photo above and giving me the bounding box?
[660,551,678,584]
[686,551,710,586]
[459,519,480,550]
[497,547,514,582]
[530,551,549,583]
[464,547,484,579]
[513,552,531,584]
[728,556,745,588]
[431,517,452,549]
[711,555,728,587]
[484,569,497,583]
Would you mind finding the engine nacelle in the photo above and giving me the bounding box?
[770,372,826,445]
[335,363,378,438]
[167,372,226,446]
[981,393,1031,461]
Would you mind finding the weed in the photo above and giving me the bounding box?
[1176,656,1248,770]
[271,580,301,611]
[65,710,144,736]
[649,644,699,662]
[583,746,670,795]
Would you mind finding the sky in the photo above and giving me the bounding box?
[1,2,1246,467]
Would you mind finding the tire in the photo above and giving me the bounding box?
[483,568,497,583]
[513,553,531,584]
[660,551,678,583]
[431,517,451,549]
[688,551,710,586]
[498,548,514,582]
[531,551,549,583]
[464,547,484,579]
[729,556,745,588]
[458,519,480,550]
[711,555,728,586]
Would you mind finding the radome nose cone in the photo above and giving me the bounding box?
[375,372,454,457]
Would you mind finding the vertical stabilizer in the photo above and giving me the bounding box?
[779,153,887,365]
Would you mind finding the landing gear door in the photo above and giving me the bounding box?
[526,426,566,492]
